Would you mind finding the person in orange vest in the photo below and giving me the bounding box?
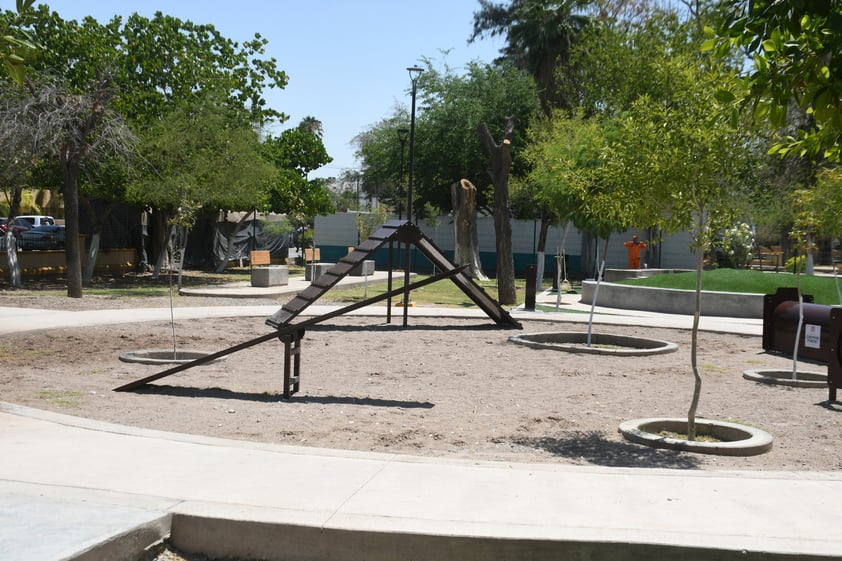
[624,235,647,269]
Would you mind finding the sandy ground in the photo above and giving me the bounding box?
[2,290,841,474]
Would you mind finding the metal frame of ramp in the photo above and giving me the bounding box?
[267,219,521,329]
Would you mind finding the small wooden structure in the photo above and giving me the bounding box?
[115,220,520,397]
[751,246,784,271]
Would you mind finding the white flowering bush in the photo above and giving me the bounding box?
[718,223,755,269]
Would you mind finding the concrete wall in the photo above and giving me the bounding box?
[0,248,137,276]
[313,213,697,276]
[580,280,764,318]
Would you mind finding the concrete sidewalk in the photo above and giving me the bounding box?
[2,402,841,561]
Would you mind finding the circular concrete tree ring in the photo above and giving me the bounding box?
[508,332,678,356]
[619,417,773,456]
[119,349,225,365]
[743,368,828,388]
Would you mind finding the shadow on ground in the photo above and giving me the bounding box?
[499,430,702,469]
[136,384,434,408]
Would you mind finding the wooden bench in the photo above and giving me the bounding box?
[304,248,320,262]
[751,246,783,271]
[250,250,288,287]
[250,250,272,266]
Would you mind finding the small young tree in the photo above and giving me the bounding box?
[606,60,750,439]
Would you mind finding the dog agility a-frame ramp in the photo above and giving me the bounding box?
[265,220,520,329]
[115,220,519,395]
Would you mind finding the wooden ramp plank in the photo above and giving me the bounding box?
[412,232,519,328]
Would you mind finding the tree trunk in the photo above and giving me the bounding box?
[83,232,101,285]
[81,198,115,285]
[4,231,21,288]
[215,210,256,273]
[451,179,487,280]
[62,161,83,298]
[535,216,551,291]
[151,210,173,279]
[174,225,189,291]
[153,221,175,279]
[686,207,706,441]
[478,118,517,305]
[4,187,23,288]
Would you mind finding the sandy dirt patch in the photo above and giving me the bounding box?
[2,293,840,472]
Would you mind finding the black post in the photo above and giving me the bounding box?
[525,265,537,311]
[403,66,423,327]
[397,128,408,220]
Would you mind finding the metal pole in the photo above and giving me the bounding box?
[403,67,423,327]
[397,128,408,220]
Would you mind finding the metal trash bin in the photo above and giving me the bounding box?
[762,287,842,401]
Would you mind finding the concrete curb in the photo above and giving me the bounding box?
[618,417,775,457]
[581,281,764,318]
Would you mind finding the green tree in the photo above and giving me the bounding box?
[262,120,335,223]
[352,108,410,216]
[600,60,750,440]
[0,73,135,295]
[412,59,541,213]
[297,116,324,138]
[566,10,704,118]
[129,95,274,276]
[708,1,842,162]
[29,7,288,127]
[0,0,39,86]
[527,8,710,276]
[529,5,752,437]
[523,109,625,276]
[357,59,539,302]
[20,7,290,288]
[470,0,592,112]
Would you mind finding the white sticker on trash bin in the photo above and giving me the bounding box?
[805,324,821,349]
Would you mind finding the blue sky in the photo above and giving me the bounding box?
[39,1,505,179]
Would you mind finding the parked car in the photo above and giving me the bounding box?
[18,224,66,250]
[0,217,34,238]
[16,215,55,228]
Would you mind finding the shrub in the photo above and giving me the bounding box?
[718,223,755,269]
[785,255,805,273]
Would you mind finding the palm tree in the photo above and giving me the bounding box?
[297,116,323,138]
[469,0,592,113]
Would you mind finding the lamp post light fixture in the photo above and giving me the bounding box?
[403,65,423,326]
[406,65,423,224]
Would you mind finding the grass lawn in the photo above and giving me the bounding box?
[617,269,842,305]
[321,274,527,308]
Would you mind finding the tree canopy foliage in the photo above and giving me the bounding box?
[0,3,338,293]
[0,0,39,86]
[262,121,335,223]
[129,94,273,217]
[355,59,540,216]
[708,1,842,162]
[470,0,592,112]
[27,6,288,127]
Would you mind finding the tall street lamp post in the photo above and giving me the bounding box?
[397,127,409,220]
[403,65,423,327]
